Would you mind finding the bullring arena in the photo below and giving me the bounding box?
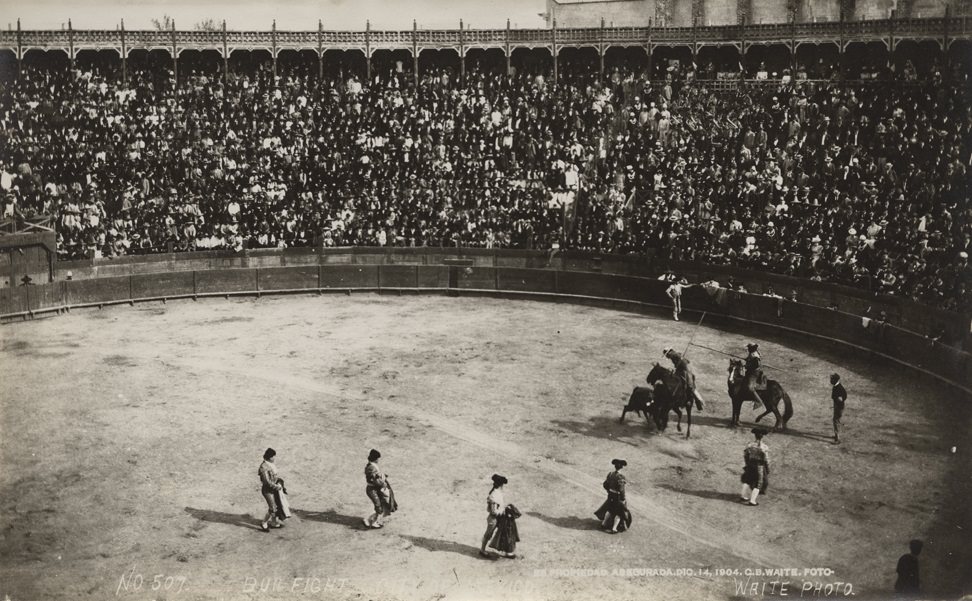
[1,261,970,601]
[3,3,972,598]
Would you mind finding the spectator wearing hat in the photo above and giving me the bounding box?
[363,449,397,529]
[594,459,631,533]
[258,448,285,532]
[481,474,510,558]
[740,428,770,506]
[830,373,847,444]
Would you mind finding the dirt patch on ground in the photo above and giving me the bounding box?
[1,294,969,601]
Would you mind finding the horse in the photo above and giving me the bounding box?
[644,363,694,438]
[619,386,655,424]
[726,359,794,431]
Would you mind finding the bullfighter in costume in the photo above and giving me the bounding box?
[740,428,770,506]
[258,448,285,532]
[595,459,632,533]
[481,474,514,558]
[363,449,397,529]
[664,348,704,411]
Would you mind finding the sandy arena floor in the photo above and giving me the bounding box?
[1,294,970,601]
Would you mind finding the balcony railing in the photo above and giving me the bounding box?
[0,17,967,54]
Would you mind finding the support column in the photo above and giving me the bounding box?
[15,18,22,80]
[171,20,178,83]
[599,17,605,77]
[837,7,844,80]
[271,19,278,78]
[692,19,699,70]
[505,19,511,77]
[943,4,951,78]
[459,19,465,83]
[222,20,229,81]
[646,18,653,79]
[318,20,324,81]
[365,20,372,82]
[552,18,558,84]
[68,19,75,68]
[121,19,128,83]
[888,9,895,72]
[790,10,797,73]
[739,18,747,84]
[365,19,371,85]
[413,20,419,87]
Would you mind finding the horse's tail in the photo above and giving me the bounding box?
[781,389,794,422]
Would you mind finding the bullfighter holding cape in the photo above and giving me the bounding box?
[363,449,398,528]
[595,459,632,533]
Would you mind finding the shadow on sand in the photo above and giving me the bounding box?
[290,509,363,529]
[656,484,745,504]
[551,415,656,445]
[526,511,601,531]
[400,535,483,558]
[184,507,263,530]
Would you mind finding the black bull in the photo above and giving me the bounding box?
[619,363,694,438]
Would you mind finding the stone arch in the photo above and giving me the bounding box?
[321,49,367,83]
[0,49,17,82]
[696,45,740,78]
[510,47,552,78]
[843,41,889,79]
[743,43,790,77]
[465,47,506,76]
[604,45,649,77]
[947,40,971,81]
[371,48,413,85]
[794,42,839,79]
[178,48,223,77]
[558,46,599,81]
[22,48,71,73]
[418,48,460,81]
[276,49,319,79]
[228,48,273,78]
[893,39,942,78]
[651,45,693,79]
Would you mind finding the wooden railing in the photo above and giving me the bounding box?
[0,16,968,55]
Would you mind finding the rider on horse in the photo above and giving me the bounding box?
[664,348,704,412]
[744,343,767,411]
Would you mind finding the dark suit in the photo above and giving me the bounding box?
[832,382,847,441]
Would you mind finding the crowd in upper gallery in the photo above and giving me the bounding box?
[1,50,969,312]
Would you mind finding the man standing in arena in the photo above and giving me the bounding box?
[740,428,770,506]
[830,373,847,444]
[666,277,688,321]
[258,448,285,532]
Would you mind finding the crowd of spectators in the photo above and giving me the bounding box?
[1,51,970,312]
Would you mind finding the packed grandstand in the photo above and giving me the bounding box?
[1,50,969,313]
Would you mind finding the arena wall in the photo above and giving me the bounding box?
[702,0,738,25]
[547,0,655,27]
[806,0,842,22]
[547,0,949,26]
[751,0,791,24]
[2,248,969,395]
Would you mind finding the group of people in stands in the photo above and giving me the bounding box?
[1,52,969,312]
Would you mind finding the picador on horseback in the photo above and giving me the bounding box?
[663,348,704,412]
[743,343,767,411]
